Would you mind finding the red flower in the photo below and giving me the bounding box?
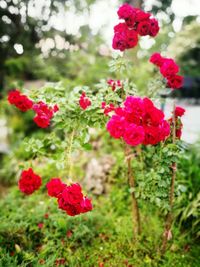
[149,52,164,67]
[117,3,136,27]
[32,101,57,128]
[79,92,91,110]
[135,9,151,22]
[80,197,93,213]
[167,75,183,89]
[175,106,185,117]
[160,59,179,78]
[33,115,50,128]
[137,20,150,36]
[66,230,73,238]
[38,223,44,229]
[106,115,126,139]
[106,96,169,146]
[107,79,122,91]
[8,90,33,112]
[148,18,159,37]
[112,23,138,51]
[60,183,83,205]
[123,124,145,146]
[46,178,66,198]
[18,168,42,195]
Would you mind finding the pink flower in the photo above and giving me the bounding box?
[175,106,185,117]
[123,124,145,146]
[46,178,66,198]
[79,92,91,110]
[18,168,42,195]
[102,103,115,116]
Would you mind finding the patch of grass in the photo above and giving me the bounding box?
[0,185,199,267]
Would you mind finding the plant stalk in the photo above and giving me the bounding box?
[161,101,176,254]
[125,144,141,236]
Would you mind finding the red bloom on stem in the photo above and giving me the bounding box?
[135,9,151,22]
[149,52,164,67]
[148,18,159,37]
[106,96,170,146]
[112,23,138,51]
[46,178,66,198]
[32,101,58,128]
[137,20,150,36]
[167,75,183,89]
[106,115,126,139]
[175,106,185,117]
[80,197,93,213]
[57,182,92,216]
[160,59,179,78]
[123,124,145,146]
[8,90,33,112]
[38,223,44,229]
[79,92,91,110]
[117,3,136,27]
[18,168,42,195]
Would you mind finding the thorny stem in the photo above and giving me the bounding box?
[125,143,141,237]
[161,101,177,254]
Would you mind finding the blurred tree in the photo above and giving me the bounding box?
[0,0,75,93]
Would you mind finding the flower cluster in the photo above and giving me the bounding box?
[8,90,33,112]
[33,101,59,128]
[46,178,92,216]
[106,96,170,146]
[107,79,123,91]
[18,168,42,195]
[113,3,159,51]
[79,92,91,110]
[150,53,183,89]
[8,90,59,128]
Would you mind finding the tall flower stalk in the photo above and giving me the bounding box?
[161,102,177,253]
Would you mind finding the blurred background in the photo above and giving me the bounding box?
[0,1,200,266]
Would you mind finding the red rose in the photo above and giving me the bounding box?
[160,59,179,78]
[7,90,21,104]
[135,9,151,22]
[80,197,93,213]
[79,92,91,110]
[123,124,145,146]
[167,75,183,89]
[46,178,66,198]
[106,115,126,139]
[117,3,136,27]
[174,106,185,117]
[61,183,83,205]
[124,96,144,124]
[137,20,150,36]
[126,29,138,48]
[149,52,164,67]
[33,115,50,128]
[8,90,33,112]
[18,168,42,195]
[148,18,159,37]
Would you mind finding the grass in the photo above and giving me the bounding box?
[0,185,199,267]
